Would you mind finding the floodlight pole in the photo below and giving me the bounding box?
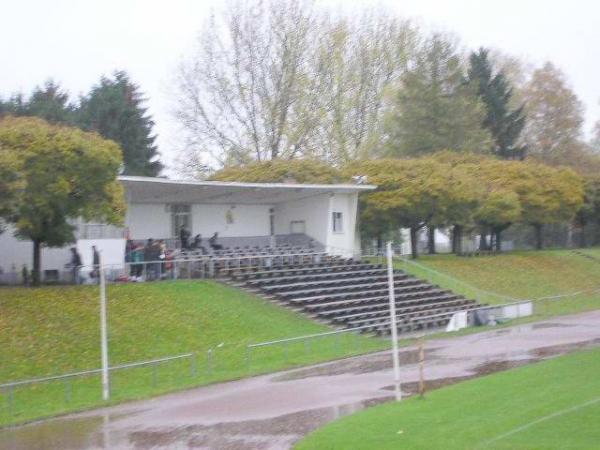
[99,252,110,401]
[386,241,402,401]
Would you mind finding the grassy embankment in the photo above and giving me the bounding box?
[0,280,387,426]
[396,248,600,317]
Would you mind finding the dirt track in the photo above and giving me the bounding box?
[2,310,600,450]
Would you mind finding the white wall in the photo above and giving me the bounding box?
[77,239,126,268]
[125,203,171,239]
[0,227,72,273]
[274,194,330,245]
[327,193,359,256]
[191,204,271,237]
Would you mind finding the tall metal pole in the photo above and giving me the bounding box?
[386,241,402,401]
[99,252,110,401]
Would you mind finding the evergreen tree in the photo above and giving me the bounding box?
[385,34,491,157]
[77,71,162,176]
[0,81,75,124]
[468,48,527,160]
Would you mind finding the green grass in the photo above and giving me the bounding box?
[392,249,600,316]
[0,281,387,426]
[296,347,600,450]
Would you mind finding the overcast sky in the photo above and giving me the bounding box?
[1,0,599,174]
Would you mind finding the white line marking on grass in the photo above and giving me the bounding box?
[478,396,600,448]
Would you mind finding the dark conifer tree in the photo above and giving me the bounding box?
[77,71,162,176]
[468,48,527,160]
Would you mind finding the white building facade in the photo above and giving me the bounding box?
[0,176,374,281]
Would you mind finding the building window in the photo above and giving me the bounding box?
[170,204,192,237]
[332,212,343,233]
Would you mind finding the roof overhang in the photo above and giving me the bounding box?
[119,176,376,205]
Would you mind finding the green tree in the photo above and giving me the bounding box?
[0,80,75,124]
[385,34,492,157]
[0,116,126,285]
[344,157,451,258]
[77,71,162,176]
[574,176,600,247]
[515,162,584,249]
[467,48,527,160]
[210,159,342,184]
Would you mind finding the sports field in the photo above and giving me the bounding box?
[296,346,600,449]
[0,281,386,426]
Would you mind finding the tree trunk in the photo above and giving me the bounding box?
[534,224,543,250]
[32,239,41,286]
[427,227,436,254]
[376,233,383,253]
[410,227,419,259]
[495,230,502,252]
[479,230,488,251]
[452,225,462,254]
[580,225,586,248]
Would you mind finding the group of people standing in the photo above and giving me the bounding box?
[125,239,169,281]
[179,226,223,252]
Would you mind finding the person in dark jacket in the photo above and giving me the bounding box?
[69,247,82,284]
[209,232,223,251]
[91,245,100,281]
[180,226,190,250]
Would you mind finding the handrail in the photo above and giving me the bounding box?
[0,353,193,389]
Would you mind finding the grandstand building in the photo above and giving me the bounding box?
[0,176,375,279]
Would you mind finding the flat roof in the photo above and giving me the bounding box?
[119,176,376,205]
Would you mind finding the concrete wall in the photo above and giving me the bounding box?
[125,203,171,239]
[273,194,330,246]
[191,204,271,238]
[0,228,71,274]
[326,193,358,256]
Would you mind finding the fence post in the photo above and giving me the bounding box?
[64,378,72,403]
[207,349,213,375]
[190,353,198,378]
[418,337,425,398]
[152,362,158,387]
[8,386,14,416]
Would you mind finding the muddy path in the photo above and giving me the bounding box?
[2,310,600,450]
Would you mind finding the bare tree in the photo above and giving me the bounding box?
[314,11,417,164]
[173,0,417,172]
[174,0,324,166]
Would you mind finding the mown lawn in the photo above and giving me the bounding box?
[0,281,387,426]
[395,249,600,316]
[296,347,600,450]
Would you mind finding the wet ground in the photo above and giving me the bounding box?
[2,310,600,450]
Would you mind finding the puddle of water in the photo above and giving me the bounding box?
[274,348,439,382]
[531,338,600,358]
[0,416,105,450]
[531,323,576,330]
[128,397,394,450]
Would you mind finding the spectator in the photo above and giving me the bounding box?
[157,239,167,277]
[125,239,135,276]
[180,225,190,250]
[22,265,29,286]
[131,243,144,280]
[144,239,156,280]
[209,232,223,251]
[91,245,100,281]
[192,234,206,253]
[69,247,82,284]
